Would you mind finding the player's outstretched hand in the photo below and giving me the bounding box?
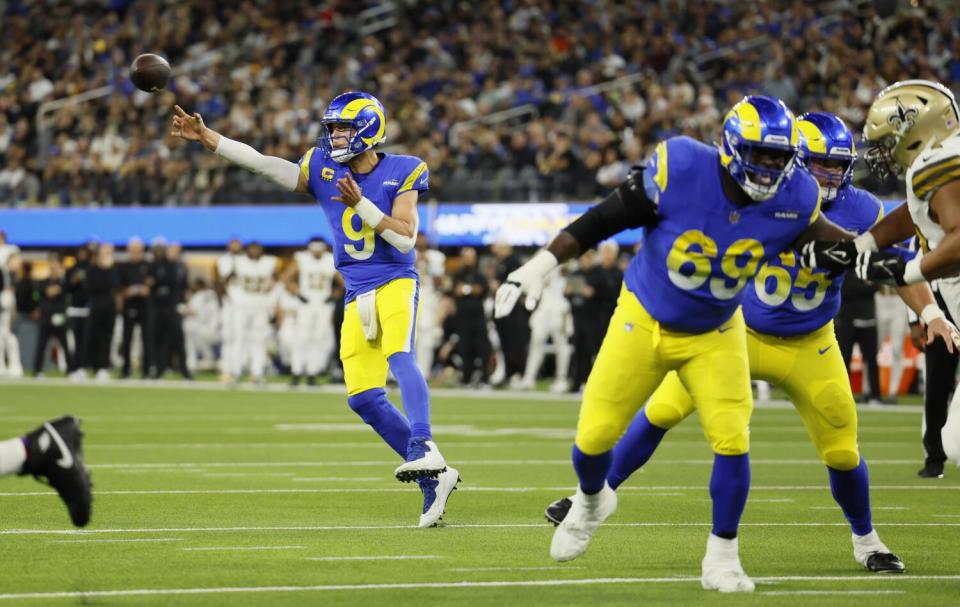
[926,316,960,354]
[170,105,205,142]
[800,240,857,272]
[494,250,559,318]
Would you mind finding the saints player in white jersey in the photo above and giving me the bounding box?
[414,234,446,378]
[216,238,243,381]
[516,266,571,392]
[282,237,337,386]
[275,277,305,381]
[229,242,277,384]
[804,79,960,463]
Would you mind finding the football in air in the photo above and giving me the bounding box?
[130,53,171,93]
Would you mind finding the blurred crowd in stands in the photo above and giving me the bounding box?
[1,0,959,207]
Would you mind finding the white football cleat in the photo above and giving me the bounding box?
[852,530,905,573]
[395,439,447,482]
[418,466,460,528]
[550,483,616,562]
[701,534,755,593]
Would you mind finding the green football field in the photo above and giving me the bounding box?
[1,381,958,606]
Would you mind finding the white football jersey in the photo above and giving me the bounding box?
[0,243,19,270]
[278,289,305,323]
[906,131,960,253]
[294,250,336,303]
[234,255,276,298]
[216,253,242,298]
[418,248,446,278]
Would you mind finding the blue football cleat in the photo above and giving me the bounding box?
[417,466,460,528]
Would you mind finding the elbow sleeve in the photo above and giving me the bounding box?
[562,169,657,251]
[215,136,301,191]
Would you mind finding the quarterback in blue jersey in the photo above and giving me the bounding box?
[540,112,957,575]
[171,92,459,528]
[496,96,867,592]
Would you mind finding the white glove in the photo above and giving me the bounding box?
[494,250,559,319]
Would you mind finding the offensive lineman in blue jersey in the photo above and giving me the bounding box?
[496,96,875,592]
[540,112,960,574]
[170,92,459,528]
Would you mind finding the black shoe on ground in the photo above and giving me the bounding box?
[306,375,316,387]
[544,496,573,526]
[20,416,92,527]
[865,552,906,573]
[290,375,301,387]
[918,461,945,479]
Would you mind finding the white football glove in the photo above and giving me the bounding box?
[494,250,559,319]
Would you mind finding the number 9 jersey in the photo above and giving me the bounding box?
[744,184,883,336]
[627,136,821,333]
[298,147,429,301]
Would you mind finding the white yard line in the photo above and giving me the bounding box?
[87,441,569,449]
[86,459,935,470]
[448,566,585,572]
[2,484,958,498]
[183,546,304,552]
[744,499,794,503]
[762,590,906,596]
[291,477,392,482]
[48,538,183,544]
[305,555,440,561]
[0,575,953,601]
[3,521,960,537]
[0,377,928,412]
[810,506,909,511]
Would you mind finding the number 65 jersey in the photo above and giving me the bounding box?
[743,185,883,336]
[298,147,428,302]
[627,136,821,333]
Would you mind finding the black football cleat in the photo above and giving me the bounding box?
[865,552,906,573]
[20,416,92,527]
[544,496,573,526]
[917,462,945,479]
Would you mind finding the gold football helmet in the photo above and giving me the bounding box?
[862,79,960,180]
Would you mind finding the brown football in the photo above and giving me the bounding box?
[130,54,171,93]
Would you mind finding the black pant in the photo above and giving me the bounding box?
[67,314,87,373]
[923,336,959,465]
[148,305,188,378]
[33,319,69,374]
[570,313,599,390]
[454,311,491,384]
[84,307,116,371]
[836,317,880,399]
[494,308,529,381]
[121,302,149,377]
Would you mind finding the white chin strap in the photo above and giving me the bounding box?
[330,148,359,163]
[741,176,779,201]
[820,185,839,201]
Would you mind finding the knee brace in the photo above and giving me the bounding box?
[821,447,860,471]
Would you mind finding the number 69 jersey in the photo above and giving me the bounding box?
[627,136,821,333]
[743,185,883,336]
[298,147,428,302]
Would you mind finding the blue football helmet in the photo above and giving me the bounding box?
[320,91,387,163]
[719,95,800,201]
[797,111,856,202]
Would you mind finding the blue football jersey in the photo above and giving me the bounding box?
[298,149,428,301]
[743,184,883,336]
[625,136,821,333]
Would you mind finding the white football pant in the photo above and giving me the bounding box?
[293,302,333,377]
